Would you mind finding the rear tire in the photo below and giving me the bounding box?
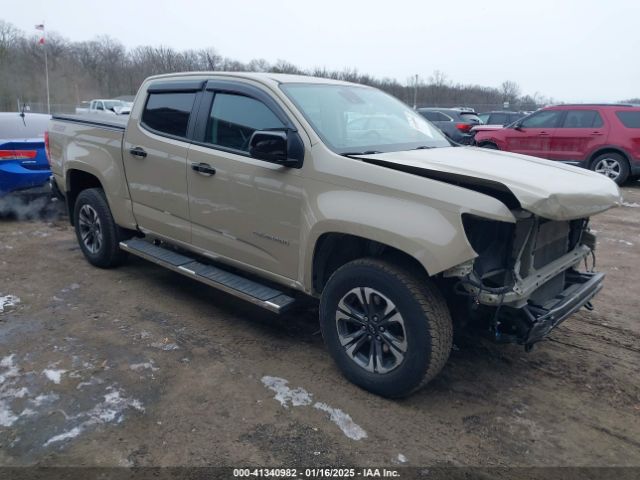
[319,258,452,398]
[479,142,499,150]
[590,152,629,185]
[74,188,128,268]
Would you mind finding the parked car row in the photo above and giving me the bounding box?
[473,104,640,185]
[415,103,639,185]
[417,108,482,144]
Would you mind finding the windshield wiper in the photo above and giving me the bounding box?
[341,150,382,157]
[411,145,436,150]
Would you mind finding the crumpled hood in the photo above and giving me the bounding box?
[356,147,622,221]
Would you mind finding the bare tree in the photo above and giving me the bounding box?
[0,20,549,113]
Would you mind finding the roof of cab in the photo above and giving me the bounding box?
[144,71,360,87]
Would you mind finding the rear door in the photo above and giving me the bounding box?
[123,80,203,243]
[548,109,608,163]
[185,80,304,280]
[502,110,563,158]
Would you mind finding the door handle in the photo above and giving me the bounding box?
[538,131,550,136]
[191,162,216,176]
[129,147,147,158]
[591,131,603,135]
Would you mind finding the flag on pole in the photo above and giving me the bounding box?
[35,22,50,114]
[35,23,45,44]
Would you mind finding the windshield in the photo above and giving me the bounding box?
[103,100,125,109]
[280,83,450,154]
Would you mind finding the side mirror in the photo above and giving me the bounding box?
[249,130,304,168]
[513,121,523,131]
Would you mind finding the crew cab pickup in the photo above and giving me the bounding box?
[47,73,621,397]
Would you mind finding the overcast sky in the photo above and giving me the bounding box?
[2,0,638,102]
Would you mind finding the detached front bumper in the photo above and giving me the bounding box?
[519,271,604,345]
[466,244,593,308]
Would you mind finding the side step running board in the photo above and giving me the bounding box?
[119,238,296,313]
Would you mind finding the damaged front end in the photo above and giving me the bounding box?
[446,212,604,350]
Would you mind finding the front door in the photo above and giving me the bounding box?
[186,85,304,280]
[503,109,563,158]
[123,87,200,243]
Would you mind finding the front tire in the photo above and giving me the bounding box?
[319,258,453,398]
[591,152,629,185]
[74,188,128,268]
[479,142,499,150]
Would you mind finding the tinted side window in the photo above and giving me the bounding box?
[520,110,562,128]
[205,93,285,151]
[142,92,196,138]
[561,110,603,128]
[423,111,452,122]
[477,113,490,124]
[616,111,640,128]
[490,113,508,125]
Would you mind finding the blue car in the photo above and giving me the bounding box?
[0,112,51,196]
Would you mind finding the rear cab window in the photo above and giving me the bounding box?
[141,92,197,138]
[616,111,640,128]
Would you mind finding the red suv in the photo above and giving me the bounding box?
[473,104,640,184]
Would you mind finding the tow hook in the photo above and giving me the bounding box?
[584,301,594,311]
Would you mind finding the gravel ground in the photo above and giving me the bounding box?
[0,183,639,469]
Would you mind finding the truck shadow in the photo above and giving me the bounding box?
[122,256,553,402]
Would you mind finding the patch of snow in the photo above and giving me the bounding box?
[602,237,634,247]
[261,376,313,408]
[313,402,367,441]
[396,453,408,463]
[0,294,20,313]
[261,376,366,441]
[0,355,24,427]
[130,361,159,372]
[43,369,67,384]
[622,201,640,208]
[30,393,59,406]
[150,342,179,351]
[44,426,82,445]
[76,377,104,390]
[43,386,144,447]
[0,400,18,426]
[0,354,19,383]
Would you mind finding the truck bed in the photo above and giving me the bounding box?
[52,113,127,130]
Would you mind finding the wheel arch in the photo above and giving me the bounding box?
[310,232,432,296]
[588,146,630,168]
[65,168,104,225]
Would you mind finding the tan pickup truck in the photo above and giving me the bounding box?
[47,72,621,397]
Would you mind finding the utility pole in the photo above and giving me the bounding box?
[413,74,419,109]
[36,23,50,114]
